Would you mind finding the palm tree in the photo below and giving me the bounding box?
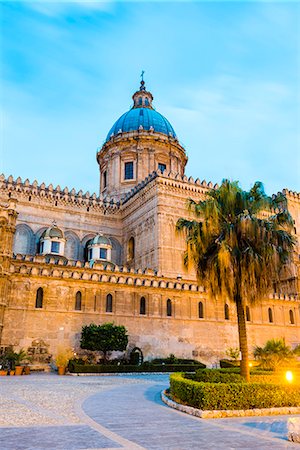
[176,180,295,381]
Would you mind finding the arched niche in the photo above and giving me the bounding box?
[13,224,35,255]
[110,237,122,265]
[65,231,80,261]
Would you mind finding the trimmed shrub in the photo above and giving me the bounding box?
[151,357,205,367]
[169,373,300,410]
[194,369,245,384]
[220,359,240,368]
[69,363,203,374]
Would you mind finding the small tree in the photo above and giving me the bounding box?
[80,323,128,362]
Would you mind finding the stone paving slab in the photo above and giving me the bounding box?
[0,373,299,449]
[0,425,121,450]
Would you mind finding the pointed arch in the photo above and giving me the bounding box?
[140,297,146,315]
[127,237,135,262]
[198,301,204,319]
[167,299,172,317]
[75,291,82,311]
[106,293,113,313]
[65,231,80,261]
[268,307,273,323]
[110,237,122,265]
[224,303,229,320]
[13,224,35,255]
[35,287,43,308]
[246,306,251,322]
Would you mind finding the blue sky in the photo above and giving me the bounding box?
[1,1,299,195]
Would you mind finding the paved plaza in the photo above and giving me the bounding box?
[0,373,299,449]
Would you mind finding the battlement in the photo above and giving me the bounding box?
[0,174,120,212]
[121,170,218,204]
[11,253,201,292]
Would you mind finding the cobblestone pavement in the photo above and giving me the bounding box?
[0,373,299,449]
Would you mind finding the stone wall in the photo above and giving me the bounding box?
[2,256,299,365]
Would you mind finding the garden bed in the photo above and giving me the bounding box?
[169,372,300,412]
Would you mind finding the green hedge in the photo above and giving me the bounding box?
[220,359,240,368]
[151,358,205,367]
[194,369,245,384]
[170,373,300,410]
[69,363,204,374]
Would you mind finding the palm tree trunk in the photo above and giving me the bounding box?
[235,296,250,381]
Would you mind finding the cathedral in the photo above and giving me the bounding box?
[0,80,299,365]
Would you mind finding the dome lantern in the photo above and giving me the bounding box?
[39,223,66,256]
[87,234,112,262]
[132,77,154,109]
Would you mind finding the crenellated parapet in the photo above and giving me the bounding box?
[281,188,300,200]
[121,170,218,205]
[0,174,120,213]
[9,254,298,301]
[10,253,201,292]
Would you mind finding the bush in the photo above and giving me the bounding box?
[254,339,296,371]
[169,372,300,410]
[194,369,245,384]
[69,363,203,374]
[220,359,240,368]
[151,357,205,367]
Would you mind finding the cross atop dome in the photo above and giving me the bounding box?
[140,70,146,91]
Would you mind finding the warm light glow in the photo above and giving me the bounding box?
[249,362,253,368]
[286,371,293,382]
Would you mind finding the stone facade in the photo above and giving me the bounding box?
[0,82,299,365]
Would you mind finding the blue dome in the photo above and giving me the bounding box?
[106,108,176,142]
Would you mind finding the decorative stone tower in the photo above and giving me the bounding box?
[97,78,187,199]
[0,198,17,344]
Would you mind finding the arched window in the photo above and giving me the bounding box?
[35,287,43,309]
[140,297,146,315]
[128,237,135,261]
[167,299,172,317]
[106,294,113,313]
[138,96,142,105]
[145,97,149,106]
[198,301,204,319]
[75,291,82,311]
[268,307,273,323]
[289,309,295,324]
[246,306,251,322]
[224,303,229,320]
